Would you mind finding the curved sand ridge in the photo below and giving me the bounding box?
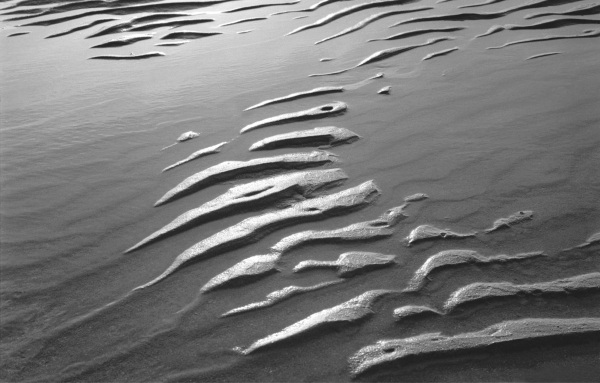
[126,169,348,253]
[368,26,465,42]
[222,280,344,317]
[404,250,545,291]
[236,290,395,354]
[249,126,360,151]
[90,34,153,48]
[154,151,338,206]
[161,31,221,39]
[488,28,600,49]
[404,224,477,245]
[88,51,165,60]
[163,142,227,172]
[240,102,347,134]
[224,1,300,13]
[349,317,600,376]
[422,46,458,61]
[294,251,397,276]
[219,17,267,27]
[134,180,381,290]
[244,86,344,111]
[444,272,600,311]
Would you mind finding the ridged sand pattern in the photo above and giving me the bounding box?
[4,0,600,381]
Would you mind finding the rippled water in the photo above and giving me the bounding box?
[1,0,599,381]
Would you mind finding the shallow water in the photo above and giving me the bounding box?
[1,0,599,381]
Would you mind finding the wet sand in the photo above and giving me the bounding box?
[1,0,599,381]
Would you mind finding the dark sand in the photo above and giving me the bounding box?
[1,0,599,381]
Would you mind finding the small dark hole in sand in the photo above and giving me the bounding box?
[519,211,524,215]
[383,348,395,353]
[321,106,334,111]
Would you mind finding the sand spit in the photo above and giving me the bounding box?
[249,126,360,151]
[221,281,343,317]
[444,272,600,311]
[294,251,397,276]
[236,290,395,354]
[161,31,221,39]
[162,142,227,172]
[219,17,267,27]
[369,26,465,42]
[7,31,29,37]
[526,2,600,19]
[314,7,433,45]
[154,151,338,206]
[287,0,422,36]
[488,29,600,49]
[422,46,458,61]
[349,317,600,376]
[484,210,534,233]
[405,224,476,246]
[240,102,347,134]
[224,1,300,13]
[134,181,381,290]
[404,250,545,292]
[45,18,117,38]
[525,51,561,60]
[127,169,348,252]
[90,34,153,48]
[88,51,165,60]
[244,86,345,111]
